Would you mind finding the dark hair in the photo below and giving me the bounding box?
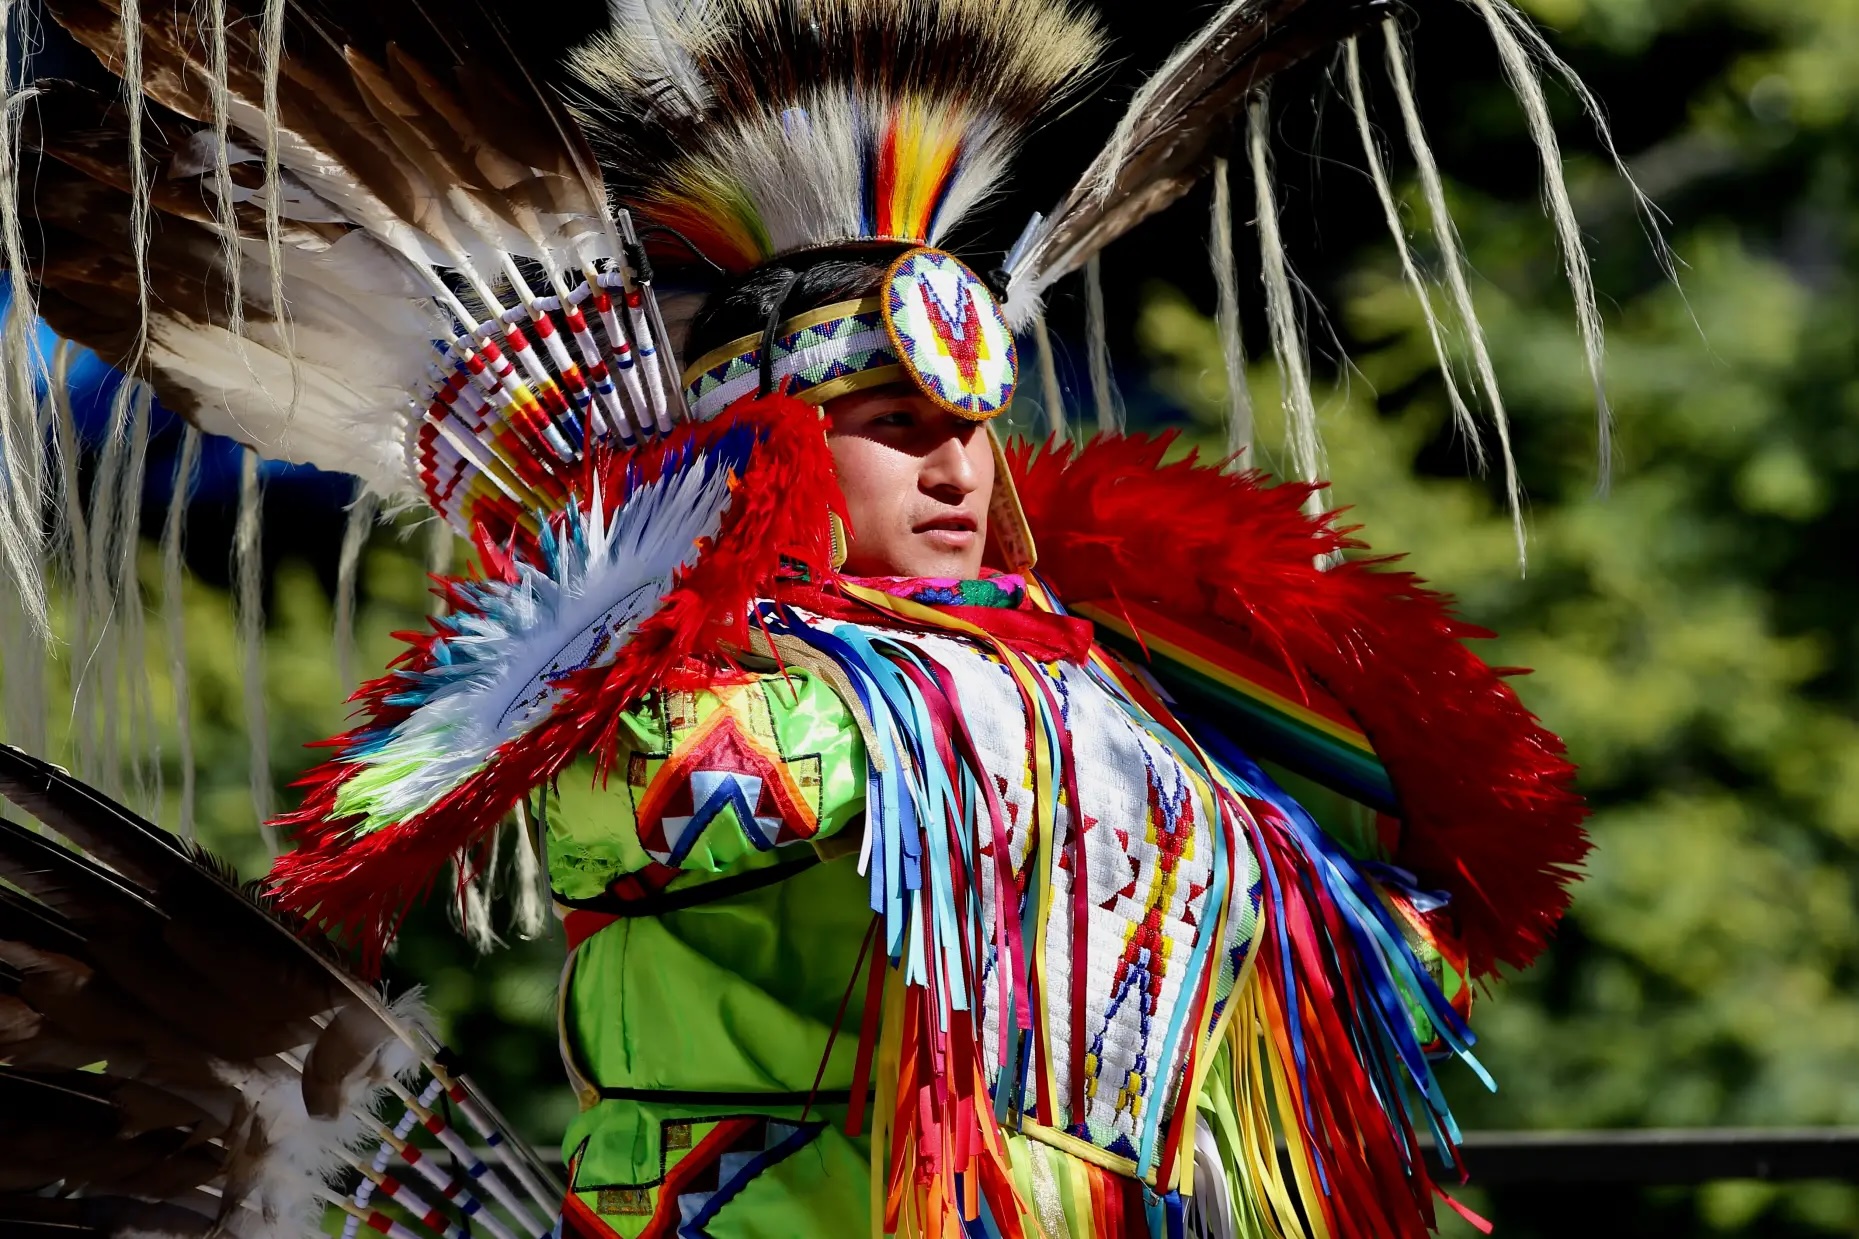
[683,247,908,364]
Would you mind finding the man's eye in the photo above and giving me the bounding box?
[872,410,914,427]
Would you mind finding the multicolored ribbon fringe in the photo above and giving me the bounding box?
[1184,717,1492,1239]
[759,586,1251,1237]
[760,578,1496,1239]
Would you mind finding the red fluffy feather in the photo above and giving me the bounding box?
[1005,433,1588,978]
[269,394,843,965]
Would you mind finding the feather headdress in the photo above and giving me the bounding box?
[566,0,1107,273]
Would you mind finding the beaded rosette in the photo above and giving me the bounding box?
[882,248,1018,419]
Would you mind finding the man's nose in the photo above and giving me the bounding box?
[922,431,981,496]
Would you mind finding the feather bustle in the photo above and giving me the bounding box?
[27,0,625,487]
[0,744,503,1233]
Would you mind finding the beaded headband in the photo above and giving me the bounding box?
[680,248,1018,421]
[681,297,902,421]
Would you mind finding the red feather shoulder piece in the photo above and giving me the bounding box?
[269,394,842,965]
[1006,434,1588,978]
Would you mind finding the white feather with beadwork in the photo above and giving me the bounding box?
[328,438,752,836]
[20,7,634,504]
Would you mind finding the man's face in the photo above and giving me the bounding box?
[824,385,994,578]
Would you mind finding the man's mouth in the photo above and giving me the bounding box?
[913,513,979,550]
[913,514,978,534]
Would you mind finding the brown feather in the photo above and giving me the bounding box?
[0,942,227,1086]
[0,752,510,1227]
[41,0,220,124]
[22,80,202,220]
[0,1194,217,1239]
[40,0,433,260]
[0,747,424,1085]
[24,79,352,249]
[384,43,578,261]
[0,994,43,1046]
[274,38,442,240]
[343,46,487,258]
[299,998,399,1119]
[22,162,274,360]
[1008,0,1391,308]
[0,1070,228,1195]
[468,52,609,223]
[0,883,87,958]
[0,739,568,1217]
[0,754,346,1044]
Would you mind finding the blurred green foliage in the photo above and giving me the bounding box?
[1134,0,1859,1230]
[7,0,1859,1234]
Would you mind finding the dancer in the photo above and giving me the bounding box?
[0,1,1601,1235]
